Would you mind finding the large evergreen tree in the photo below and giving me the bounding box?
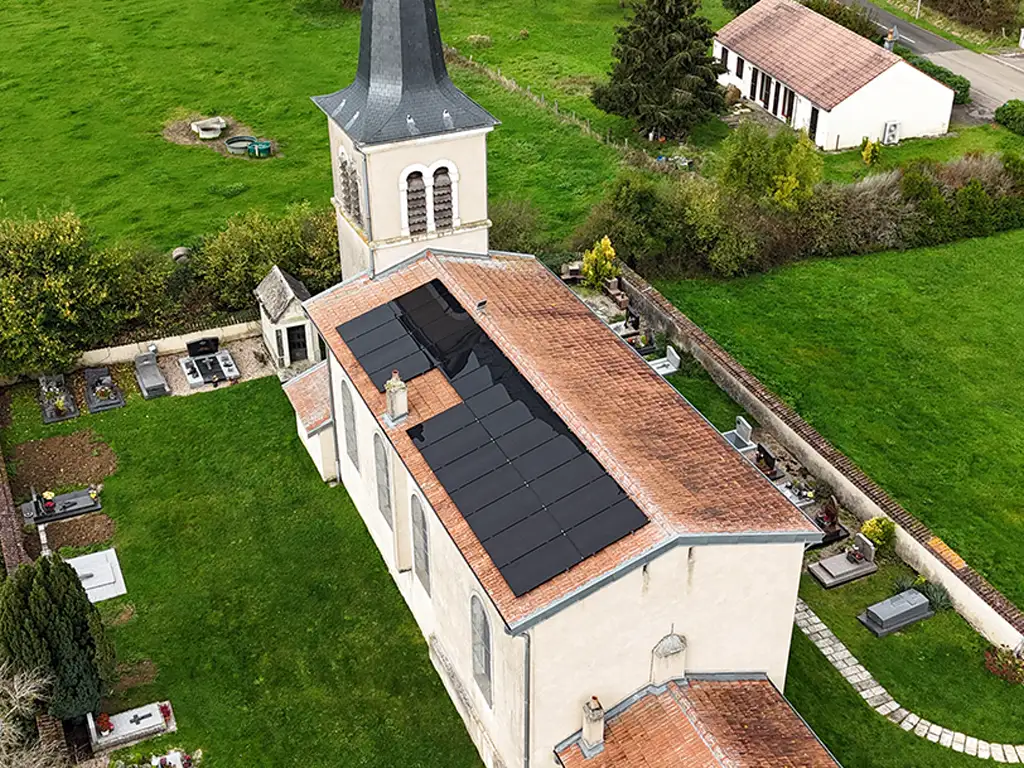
[592,0,725,138]
[0,557,114,719]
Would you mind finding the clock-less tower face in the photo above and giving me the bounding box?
[312,0,500,279]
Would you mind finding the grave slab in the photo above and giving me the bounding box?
[858,589,935,637]
[808,533,878,588]
[67,549,127,603]
[87,701,176,753]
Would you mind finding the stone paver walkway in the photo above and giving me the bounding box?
[795,599,1024,762]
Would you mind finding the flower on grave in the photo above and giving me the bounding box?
[54,395,66,411]
[159,702,172,722]
[42,491,55,501]
[88,486,99,500]
[96,712,113,734]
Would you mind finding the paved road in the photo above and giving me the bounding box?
[839,0,1024,115]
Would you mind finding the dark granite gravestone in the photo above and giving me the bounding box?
[38,375,80,424]
[21,487,102,524]
[808,533,878,588]
[808,495,850,551]
[135,352,170,399]
[84,367,125,413]
[858,589,934,637]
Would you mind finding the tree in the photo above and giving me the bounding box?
[0,662,66,768]
[800,0,879,40]
[0,213,121,377]
[716,121,822,210]
[0,557,114,719]
[592,0,725,137]
[722,0,758,15]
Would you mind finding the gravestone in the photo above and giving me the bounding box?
[723,415,756,455]
[808,533,878,589]
[67,549,127,603]
[84,367,126,414]
[87,701,176,752]
[858,588,934,637]
[135,352,170,399]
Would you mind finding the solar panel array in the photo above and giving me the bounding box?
[339,280,648,597]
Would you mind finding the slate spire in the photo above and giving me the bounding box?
[312,0,498,147]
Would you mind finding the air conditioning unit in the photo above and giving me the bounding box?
[882,121,901,145]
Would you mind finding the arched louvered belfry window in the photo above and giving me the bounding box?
[341,382,358,470]
[432,166,453,230]
[338,150,363,229]
[411,495,430,595]
[471,595,492,706]
[374,434,393,528]
[406,171,428,235]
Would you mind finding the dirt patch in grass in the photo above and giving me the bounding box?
[555,75,599,96]
[65,364,136,412]
[113,659,158,693]
[22,527,41,560]
[110,603,136,627]
[0,388,11,431]
[9,430,117,500]
[162,113,278,158]
[45,513,116,550]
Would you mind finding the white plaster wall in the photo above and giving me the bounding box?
[528,541,805,765]
[294,417,337,482]
[262,304,321,369]
[825,61,952,150]
[76,321,260,369]
[374,226,490,274]
[328,119,372,278]
[327,354,525,767]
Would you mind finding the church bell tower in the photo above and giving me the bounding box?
[312,0,500,278]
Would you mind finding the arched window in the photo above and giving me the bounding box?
[432,167,453,230]
[411,495,430,595]
[374,434,393,528]
[406,171,428,235]
[339,150,363,228]
[341,382,359,470]
[471,595,492,706]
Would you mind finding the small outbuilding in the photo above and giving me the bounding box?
[714,0,954,150]
[281,361,337,482]
[254,266,326,370]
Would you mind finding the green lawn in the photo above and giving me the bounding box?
[666,360,748,431]
[655,229,1024,608]
[800,563,1024,743]
[822,123,1024,183]
[3,378,482,766]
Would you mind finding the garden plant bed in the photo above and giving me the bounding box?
[9,430,117,500]
[45,512,116,551]
[113,659,159,694]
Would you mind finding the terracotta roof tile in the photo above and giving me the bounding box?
[716,0,901,110]
[557,679,840,768]
[305,252,815,624]
[282,361,332,434]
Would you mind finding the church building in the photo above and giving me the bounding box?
[279,0,846,764]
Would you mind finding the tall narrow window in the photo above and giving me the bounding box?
[471,595,492,706]
[341,382,359,470]
[749,68,759,100]
[374,434,393,528]
[406,172,428,235]
[736,57,745,79]
[720,48,729,69]
[411,496,430,595]
[346,165,363,228]
[432,167,453,230]
[809,107,820,142]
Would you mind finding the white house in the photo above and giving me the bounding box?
[281,0,843,765]
[714,0,953,150]
[254,266,325,370]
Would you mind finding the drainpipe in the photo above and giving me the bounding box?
[361,151,375,275]
[522,630,531,768]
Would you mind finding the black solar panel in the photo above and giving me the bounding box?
[342,279,649,597]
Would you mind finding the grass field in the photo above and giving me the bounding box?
[656,228,1024,608]
[3,378,483,767]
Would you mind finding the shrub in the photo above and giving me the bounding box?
[985,645,1024,685]
[919,581,953,612]
[954,178,994,237]
[466,34,492,48]
[801,0,879,40]
[995,99,1024,135]
[581,236,619,288]
[922,0,1015,34]
[489,199,547,254]
[717,122,822,210]
[891,573,917,595]
[898,50,971,105]
[860,516,896,551]
[860,137,881,166]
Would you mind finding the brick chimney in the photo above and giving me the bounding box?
[581,696,605,754]
[385,370,408,425]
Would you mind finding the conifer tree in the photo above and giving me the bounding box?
[0,557,113,719]
[592,0,725,137]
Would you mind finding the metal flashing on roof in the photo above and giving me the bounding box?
[311,0,499,146]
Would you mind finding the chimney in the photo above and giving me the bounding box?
[581,696,605,754]
[884,28,896,50]
[385,370,408,425]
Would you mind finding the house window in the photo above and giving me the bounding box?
[411,495,430,595]
[318,334,328,361]
[736,57,745,79]
[338,150,363,228]
[341,382,358,470]
[749,68,759,99]
[406,171,428,235]
[374,434,393,528]
[286,325,308,364]
[432,167,453,230]
[471,595,492,706]
[809,106,820,142]
[720,48,730,69]
[274,329,285,369]
[760,74,772,108]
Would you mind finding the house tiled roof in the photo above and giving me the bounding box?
[716,0,901,110]
[282,361,332,435]
[255,266,311,323]
[305,252,817,625]
[556,678,841,768]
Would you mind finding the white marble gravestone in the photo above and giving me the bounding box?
[67,549,127,603]
[88,702,170,751]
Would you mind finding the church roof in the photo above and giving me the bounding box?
[254,266,311,323]
[311,0,499,147]
[555,677,841,768]
[304,251,818,627]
